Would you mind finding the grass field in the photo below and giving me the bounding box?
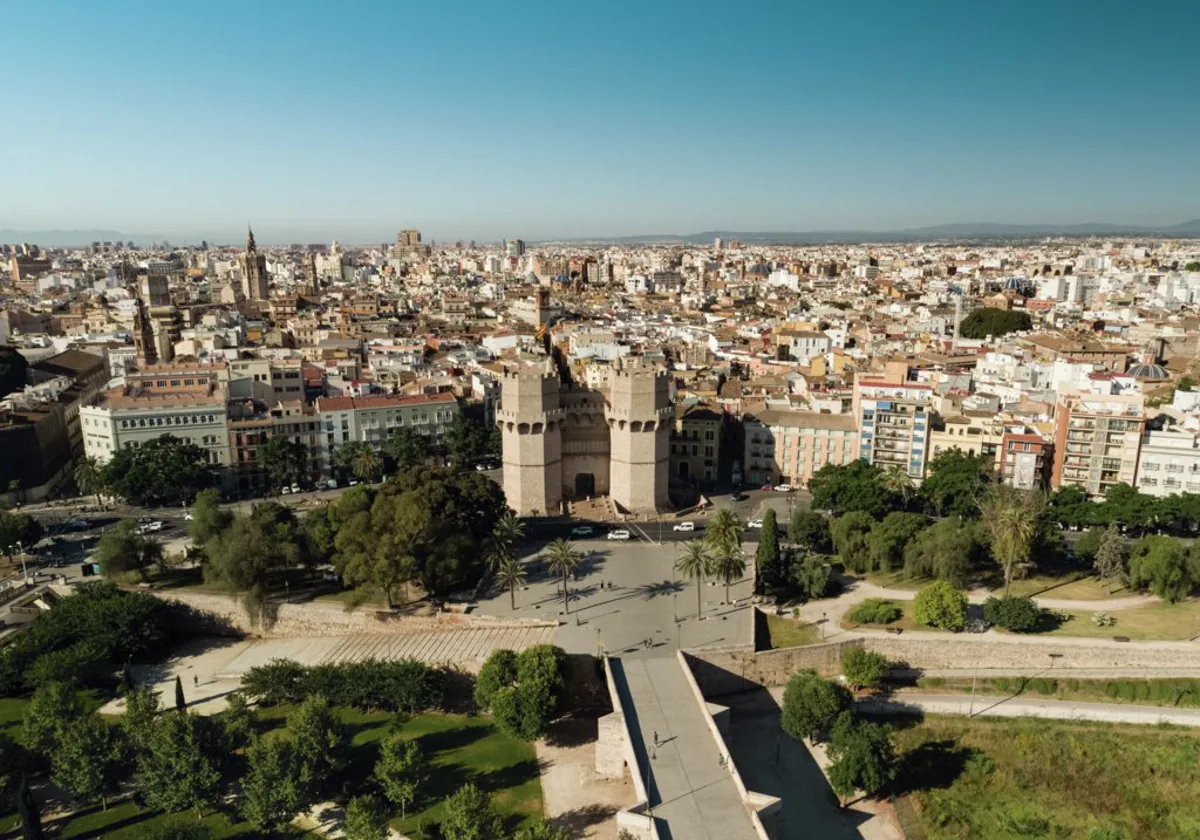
[893,716,1200,840]
[913,675,1200,709]
[1,699,541,839]
[763,613,821,648]
[864,570,1128,601]
[1044,599,1200,641]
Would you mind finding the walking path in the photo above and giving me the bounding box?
[856,691,1200,727]
[610,655,759,840]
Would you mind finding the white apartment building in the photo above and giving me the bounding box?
[853,371,935,481]
[316,392,460,465]
[1136,426,1200,497]
[81,389,230,466]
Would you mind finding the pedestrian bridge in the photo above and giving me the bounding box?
[601,651,778,840]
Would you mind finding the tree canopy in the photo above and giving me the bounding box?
[919,449,990,518]
[259,434,309,492]
[0,509,43,558]
[902,517,986,587]
[96,519,163,581]
[809,461,899,518]
[913,580,968,631]
[957,307,1032,340]
[102,434,216,505]
[1128,535,1200,603]
[780,670,852,742]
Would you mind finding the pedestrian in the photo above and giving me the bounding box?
[193,674,198,688]
[653,730,659,747]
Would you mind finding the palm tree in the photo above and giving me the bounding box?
[714,548,747,605]
[881,466,914,506]
[705,508,744,603]
[352,446,382,483]
[544,538,581,613]
[979,484,1043,595]
[676,539,713,619]
[487,511,525,571]
[495,556,527,610]
[74,456,105,506]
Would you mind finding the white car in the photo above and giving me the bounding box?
[281,486,292,495]
[570,525,595,537]
[607,529,631,541]
[290,483,301,494]
[747,519,763,529]
[673,521,695,532]
[326,478,338,490]
[774,484,794,493]
[183,512,194,521]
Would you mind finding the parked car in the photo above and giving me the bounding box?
[673,521,696,532]
[760,484,774,492]
[281,486,292,495]
[571,525,595,537]
[607,529,632,541]
[183,512,194,521]
[290,483,301,494]
[774,484,794,493]
[66,517,91,531]
[746,519,763,529]
[326,478,338,490]
[135,520,163,535]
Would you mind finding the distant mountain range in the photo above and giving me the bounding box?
[3,219,1200,248]
[568,219,1200,245]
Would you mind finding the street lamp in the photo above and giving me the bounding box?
[16,542,27,581]
[821,611,827,640]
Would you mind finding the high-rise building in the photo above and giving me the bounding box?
[239,226,269,300]
[853,364,934,481]
[505,238,526,258]
[1052,391,1145,497]
[398,229,422,247]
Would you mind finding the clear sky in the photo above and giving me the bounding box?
[4,0,1199,243]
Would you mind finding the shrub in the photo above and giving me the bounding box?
[848,599,902,625]
[982,595,1042,633]
[1029,678,1057,696]
[841,647,888,690]
[473,645,569,742]
[780,670,852,742]
[913,581,968,631]
[241,658,442,712]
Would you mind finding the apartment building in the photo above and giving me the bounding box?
[999,432,1053,490]
[928,412,1006,468]
[228,399,324,496]
[1136,426,1200,497]
[743,410,857,488]
[316,392,459,468]
[669,404,723,487]
[853,373,934,481]
[1051,391,1145,497]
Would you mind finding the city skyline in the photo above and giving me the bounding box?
[5,0,1200,241]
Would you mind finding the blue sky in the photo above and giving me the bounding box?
[3,0,1199,242]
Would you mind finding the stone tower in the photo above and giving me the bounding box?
[606,365,671,513]
[132,296,158,369]
[498,363,564,516]
[239,226,269,301]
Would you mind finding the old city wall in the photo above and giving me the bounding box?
[157,589,557,639]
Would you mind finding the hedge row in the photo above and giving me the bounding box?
[240,657,443,712]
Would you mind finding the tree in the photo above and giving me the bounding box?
[866,512,928,573]
[0,732,25,803]
[387,427,428,470]
[831,511,875,573]
[756,508,785,591]
[441,783,504,840]
[1128,535,1199,603]
[1073,526,1105,565]
[487,511,525,572]
[545,538,581,613]
[676,539,713,619]
[902,517,985,587]
[444,413,492,467]
[102,434,216,505]
[1097,483,1157,533]
[826,712,897,802]
[496,556,527,609]
[781,670,852,742]
[0,509,43,561]
[334,441,382,483]
[205,503,310,624]
[241,736,304,831]
[74,455,106,506]
[979,485,1043,595]
[23,680,84,759]
[135,712,225,819]
[1179,374,1198,390]
[219,691,256,753]
[841,648,888,690]
[474,646,568,742]
[706,508,745,603]
[983,595,1041,632]
[514,824,573,840]
[288,694,349,803]
[1093,525,1128,589]
[16,774,43,840]
[96,519,163,581]
[913,581,968,631]
[792,550,832,601]
[919,449,990,518]
[375,733,426,818]
[121,685,161,751]
[879,466,915,507]
[259,434,309,493]
[957,307,1032,340]
[188,488,232,546]
[344,794,389,840]
[788,510,832,554]
[51,714,127,810]
[809,461,898,517]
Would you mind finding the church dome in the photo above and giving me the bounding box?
[1127,362,1169,380]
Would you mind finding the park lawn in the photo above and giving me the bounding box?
[1042,599,1200,641]
[863,571,926,592]
[254,706,542,836]
[913,675,1200,709]
[893,715,1200,840]
[841,600,948,634]
[763,613,821,649]
[1003,573,1128,600]
[32,801,318,839]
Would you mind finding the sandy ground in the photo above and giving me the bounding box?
[537,715,633,840]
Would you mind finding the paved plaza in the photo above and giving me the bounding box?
[475,537,756,658]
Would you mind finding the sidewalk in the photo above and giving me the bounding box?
[856,691,1200,727]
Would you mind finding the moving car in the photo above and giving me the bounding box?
[607,529,631,541]
[673,521,696,532]
[760,484,774,492]
[746,519,763,529]
[570,525,595,537]
[774,484,794,493]
[136,520,163,535]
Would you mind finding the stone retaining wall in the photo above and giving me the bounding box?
[155,589,557,638]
